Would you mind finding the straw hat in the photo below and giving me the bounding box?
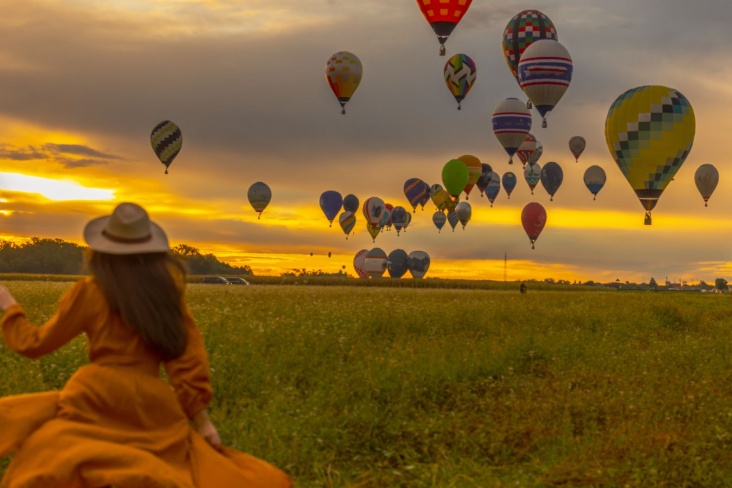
[83,202,169,254]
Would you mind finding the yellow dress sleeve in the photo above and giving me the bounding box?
[163,304,214,419]
[1,280,92,359]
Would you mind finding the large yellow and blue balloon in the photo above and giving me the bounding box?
[605,85,695,224]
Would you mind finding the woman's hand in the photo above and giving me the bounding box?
[0,285,18,313]
[192,408,222,450]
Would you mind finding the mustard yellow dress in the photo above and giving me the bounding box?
[0,277,292,488]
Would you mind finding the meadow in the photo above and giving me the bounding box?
[2,279,732,486]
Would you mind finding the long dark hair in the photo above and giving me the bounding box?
[86,250,188,361]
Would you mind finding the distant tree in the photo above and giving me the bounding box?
[171,244,252,276]
[715,278,728,291]
[649,277,658,289]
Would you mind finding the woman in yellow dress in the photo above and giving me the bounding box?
[0,202,292,488]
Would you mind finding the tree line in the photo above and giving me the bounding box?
[0,238,253,276]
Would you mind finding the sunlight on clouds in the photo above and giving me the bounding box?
[0,173,115,202]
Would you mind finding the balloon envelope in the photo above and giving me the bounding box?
[432,210,447,232]
[583,165,607,200]
[502,172,517,199]
[540,162,563,201]
[247,182,272,217]
[325,51,362,114]
[605,85,695,224]
[150,120,182,174]
[442,159,470,197]
[353,249,369,279]
[364,248,388,278]
[695,164,719,206]
[319,190,343,225]
[444,53,476,109]
[518,39,572,127]
[455,201,471,229]
[516,133,536,167]
[343,194,359,213]
[416,0,473,55]
[569,136,586,162]
[485,171,501,206]
[391,206,408,235]
[407,250,430,279]
[492,98,532,164]
[521,202,547,249]
[458,155,482,198]
[524,163,541,194]
[339,211,356,237]
[387,249,409,278]
[404,178,428,212]
[362,197,386,225]
[502,10,558,85]
[476,163,493,196]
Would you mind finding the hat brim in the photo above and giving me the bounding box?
[83,215,170,254]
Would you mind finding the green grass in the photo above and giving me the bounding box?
[2,281,732,486]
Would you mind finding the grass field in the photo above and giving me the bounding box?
[2,279,732,486]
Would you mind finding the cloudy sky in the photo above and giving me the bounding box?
[1,0,730,283]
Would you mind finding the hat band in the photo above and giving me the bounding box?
[102,229,152,244]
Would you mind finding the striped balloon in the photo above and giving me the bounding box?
[492,98,532,164]
[339,211,356,238]
[150,120,182,174]
[518,39,573,127]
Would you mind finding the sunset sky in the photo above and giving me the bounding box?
[1,0,731,283]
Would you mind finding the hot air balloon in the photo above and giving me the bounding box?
[408,250,431,279]
[339,211,356,238]
[458,155,482,199]
[366,222,381,243]
[403,211,412,232]
[432,210,447,232]
[379,204,393,230]
[540,161,563,201]
[431,188,450,212]
[418,181,432,210]
[583,165,606,200]
[485,171,501,207]
[391,206,408,236]
[529,140,543,166]
[319,190,343,227]
[521,202,546,249]
[343,194,359,213]
[444,53,476,110]
[447,210,459,232]
[502,10,558,98]
[416,0,472,56]
[150,120,182,175]
[364,248,388,278]
[518,39,572,128]
[516,134,536,167]
[353,249,369,279]
[605,85,695,224]
[247,182,272,219]
[455,201,471,229]
[387,249,409,278]
[404,178,429,212]
[362,197,386,226]
[476,163,493,197]
[569,136,586,162]
[325,51,362,114]
[502,172,517,199]
[442,158,469,198]
[492,98,532,164]
[524,163,541,195]
[695,164,719,207]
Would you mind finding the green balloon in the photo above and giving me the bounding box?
[441,159,469,197]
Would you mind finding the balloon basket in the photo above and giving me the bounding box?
[644,212,652,225]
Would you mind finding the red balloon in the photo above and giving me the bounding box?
[416,0,473,56]
[521,202,546,249]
